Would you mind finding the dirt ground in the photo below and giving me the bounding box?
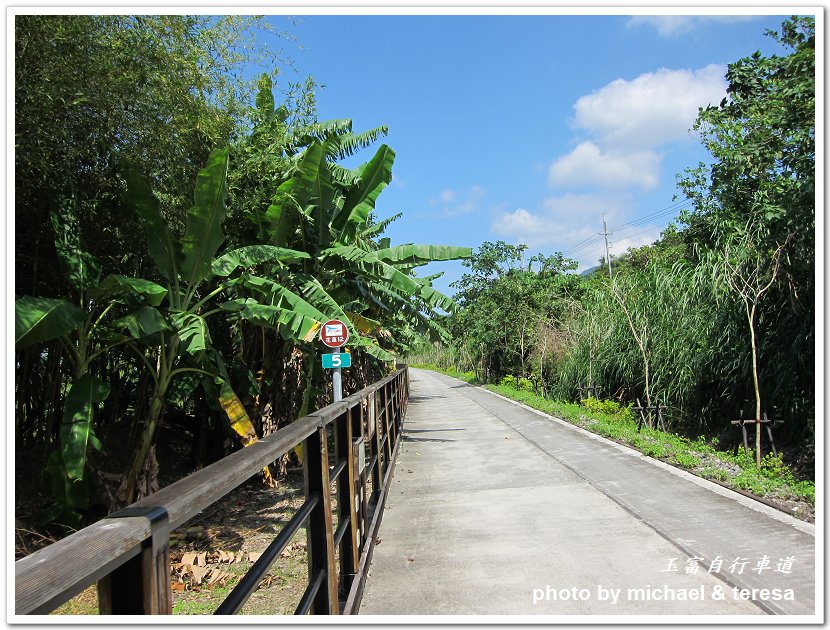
[45,472,312,615]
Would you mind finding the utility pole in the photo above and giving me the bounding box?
[602,214,613,278]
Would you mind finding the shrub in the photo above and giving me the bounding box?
[499,375,535,392]
[581,397,634,420]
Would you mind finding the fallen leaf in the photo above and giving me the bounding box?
[248,551,263,563]
[181,552,197,566]
[171,582,187,593]
[207,568,230,586]
[190,565,208,584]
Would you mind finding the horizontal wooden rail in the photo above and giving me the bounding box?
[15,367,409,616]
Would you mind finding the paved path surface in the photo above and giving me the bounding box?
[360,369,817,618]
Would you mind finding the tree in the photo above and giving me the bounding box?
[15,15,288,299]
[711,226,792,465]
[678,15,815,448]
[449,242,581,382]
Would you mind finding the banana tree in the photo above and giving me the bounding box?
[14,202,169,526]
[113,148,320,503]
[260,130,471,356]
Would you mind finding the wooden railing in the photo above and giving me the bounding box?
[15,367,410,616]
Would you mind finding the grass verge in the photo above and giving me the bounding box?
[410,364,814,521]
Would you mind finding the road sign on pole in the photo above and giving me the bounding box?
[320,319,349,348]
[320,320,350,402]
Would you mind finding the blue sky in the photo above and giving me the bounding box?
[263,11,802,295]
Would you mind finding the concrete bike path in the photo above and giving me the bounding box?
[359,369,817,618]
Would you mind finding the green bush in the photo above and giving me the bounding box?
[581,397,633,420]
[499,375,535,392]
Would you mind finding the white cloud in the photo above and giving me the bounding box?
[492,193,631,255]
[492,208,546,245]
[627,15,759,38]
[611,230,664,255]
[548,141,661,191]
[439,189,456,203]
[626,16,695,37]
[572,65,727,149]
[541,192,627,220]
[428,185,486,217]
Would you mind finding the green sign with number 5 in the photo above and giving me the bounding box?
[322,352,351,369]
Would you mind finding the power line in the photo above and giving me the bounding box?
[562,235,604,257]
[608,200,692,232]
[560,233,603,255]
[610,222,675,249]
[560,198,693,262]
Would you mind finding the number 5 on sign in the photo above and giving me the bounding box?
[322,353,351,369]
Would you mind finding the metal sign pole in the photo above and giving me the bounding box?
[333,346,343,402]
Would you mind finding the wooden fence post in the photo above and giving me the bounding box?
[382,384,393,462]
[370,391,384,503]
[334,411,359,596]
[98,507,171,614]
[303,425,339,614]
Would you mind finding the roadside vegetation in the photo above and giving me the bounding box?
[14,15,469,538]
[408,17,815,503]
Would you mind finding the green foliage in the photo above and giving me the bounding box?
[581,397,632,420]
[41,374,111,527]
[15,15,287,299]
[15,22,471,524]
[448,240,583,381]
[15,297,86,350]
[499,375,535,392]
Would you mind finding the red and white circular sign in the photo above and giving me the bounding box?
[320,319,349,348]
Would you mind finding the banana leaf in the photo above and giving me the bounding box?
[323,125,389,161]
[123,164,182,281]
[334,144,395,240]
[373,244,472,267]
[211,245,310,277]
[360,212,402,238]
[263,180,302,248]
[294,142,335,249]
[170,311,210,357]
[343,311,382,335]
[180,147,230,288]
[59,374,109,481]
[321,245,458,313]
[221,298,322,344]
[214,379,275,485]
[15,296,86,350]
[217,382,258,447]
[114,306,170,340]
[90,274,168,306]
